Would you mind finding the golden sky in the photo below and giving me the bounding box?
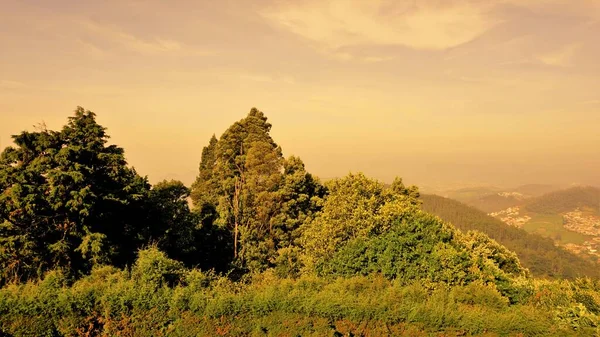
[1,0,599,188]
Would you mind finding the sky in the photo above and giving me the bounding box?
[1,0,599,189]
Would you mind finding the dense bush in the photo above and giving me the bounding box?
[1,248,599,336]
[317,210,531,303]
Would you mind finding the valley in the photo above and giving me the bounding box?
[434,185,600,262]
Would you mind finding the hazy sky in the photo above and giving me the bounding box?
[1,0,599,189]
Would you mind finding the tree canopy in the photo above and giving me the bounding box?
[0,108,150,282]
[190,108,325,273]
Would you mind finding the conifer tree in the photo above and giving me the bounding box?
[0,107,150,282]
[190,108,325,272]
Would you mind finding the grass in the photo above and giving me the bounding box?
[523,214,592,245]
[0,269,590,337]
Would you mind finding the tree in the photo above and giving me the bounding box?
[190,108,325,273]
[272,156,326,248]
[146,179,233,272]
[270,156,326,277]
[300,173,421,273]
[0,107,150,283]
[459,230,528,278]
[146,180,196,261]
[195,108,284,271]
[190,135,218,206]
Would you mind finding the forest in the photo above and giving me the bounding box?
[1,107,600,336]
[523,186,600,215]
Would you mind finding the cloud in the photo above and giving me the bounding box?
[70,18,214,57]
[260,0,500,51]
[0,80,28,90]
[76,19,183,54]
[500,0,600,20]
[363,56,395,63]
[75,39,111,60]
[537,43,581,67]
[239,73,296,84]
[323,50,394,63]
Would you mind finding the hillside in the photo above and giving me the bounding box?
[514,184,559,197]
[431,185,545,214]
[466,184,560,213]
[438,186,502,202]
[421,194,600,279]
[432,184,562,214]
[523,186,600,215]
[466,193,523,213]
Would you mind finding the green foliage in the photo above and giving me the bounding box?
[321,211,529,297]
[0,108,242,284]
[75,232,108,265]
[460,230,528,278]
[0,253,594,336]
[300,173,420,272]
[271,156,326,257]
[131,247,185,288]
[144,179,230,270]
[3,107,600,336]
[272,246,303,279]
[450,281,509,309]
[301,174,529,299]
[0,107,151,284]
[190,109,324,273]
[555,303,599,331]
[524,186,600,215]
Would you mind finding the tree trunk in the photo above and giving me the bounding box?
[233,175,242,259]
[232,142,245,259]
[234,220,238,259]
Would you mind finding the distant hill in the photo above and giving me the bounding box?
[467,193,523,213]
[441,186,503,202]
[433,185,560,214]
[523,186,600,215]
[421,194,600,279]
[513,184,559,197]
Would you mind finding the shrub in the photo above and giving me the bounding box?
[451,281,509,309]
[131,247,185,288]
